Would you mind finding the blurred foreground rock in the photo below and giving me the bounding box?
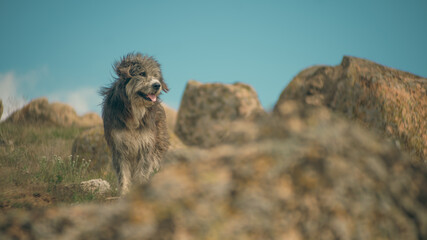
[71,126,111,171]
[1,103,425,240]
[175,80,265,148]
[275,56,427,161]
[6,97,102,127]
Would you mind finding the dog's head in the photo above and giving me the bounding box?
[114,53,168,107]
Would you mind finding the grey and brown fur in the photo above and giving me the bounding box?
[100,53,169,195]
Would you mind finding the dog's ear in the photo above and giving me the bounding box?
[161,79,169,93]
[117,66,132,81]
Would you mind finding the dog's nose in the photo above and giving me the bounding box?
[152,83,161,90]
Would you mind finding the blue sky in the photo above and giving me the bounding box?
[1,0,426,119]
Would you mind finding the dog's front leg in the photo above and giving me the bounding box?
[119,162,132,195]
[133,157,153,185]
[112,152,132,195]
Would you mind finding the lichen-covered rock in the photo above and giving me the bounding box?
[274,56,427,161]
[175,80,265,147]
[71,126,111,171]
[6,97,102,127]
[1,104,425,240]
[80,179,111,195]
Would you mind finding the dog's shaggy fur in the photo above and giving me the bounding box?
[100,53,169,195]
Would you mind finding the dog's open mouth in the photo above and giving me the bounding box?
[137,91,157,102]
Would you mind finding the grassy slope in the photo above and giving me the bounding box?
[0,122,118,211]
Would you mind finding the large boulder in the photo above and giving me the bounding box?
[274,56,427,161]
[71,126,111,171]
[175,80,265,147]
[1,103,425,240]
[6,97,102,127]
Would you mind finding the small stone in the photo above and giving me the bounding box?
[79,179,111,195]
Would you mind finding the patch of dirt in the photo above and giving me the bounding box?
[0,187,54,212]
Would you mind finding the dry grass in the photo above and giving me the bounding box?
[0,121,118,211]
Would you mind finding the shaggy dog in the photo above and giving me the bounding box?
[100,53,169,195]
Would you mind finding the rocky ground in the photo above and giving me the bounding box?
[0,56,426,239]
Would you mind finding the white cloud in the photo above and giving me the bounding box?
[1,67,101,121]
[48,87,102,115]
[0,72,27,121]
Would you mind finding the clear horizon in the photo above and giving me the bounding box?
[1,0,426,120]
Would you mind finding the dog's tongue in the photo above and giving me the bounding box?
[148,94,157,102]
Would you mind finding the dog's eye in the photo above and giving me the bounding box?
[139,72,146,77]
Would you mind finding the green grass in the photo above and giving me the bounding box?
[0,121,118,209]
[36,155,92,186]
